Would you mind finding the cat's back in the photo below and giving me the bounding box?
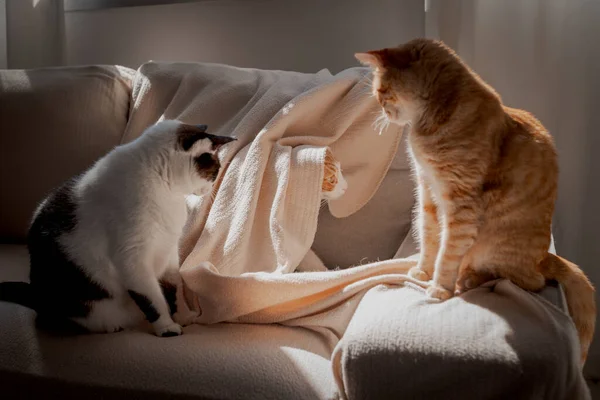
[504,106,553,142]
[29,177,79,247]
[28,129,145,243]
[28,177,111,310]
[75,143,186,251]
[482,106,558,225]
[501,106,557,171]
[75,144,157,228]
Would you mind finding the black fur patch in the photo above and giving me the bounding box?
[0,282,35,309]
[176,123,236,152]
[176,124,209,151]
[160,330,180,337]
[128,290,160,323]
[207,134,237,151]
[35,313,90,335]
[160,280,177,315]
[27,178,110,319]
[194,153,220,181]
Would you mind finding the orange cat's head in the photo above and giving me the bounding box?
[356,38,470,127]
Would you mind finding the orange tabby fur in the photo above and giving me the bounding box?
[356,38,596,365]
[322,148,339,192]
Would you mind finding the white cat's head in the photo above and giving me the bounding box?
[144,120,236,196]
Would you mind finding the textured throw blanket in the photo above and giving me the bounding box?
[122,62,427,335]
[122,62,589,400]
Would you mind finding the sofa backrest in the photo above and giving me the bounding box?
[0,65,135,242]
[0,63,417,269]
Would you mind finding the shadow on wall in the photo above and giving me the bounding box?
[61,0,425,73]
[426,0,600,379]
[5,0,66,69]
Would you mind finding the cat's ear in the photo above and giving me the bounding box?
[355,50,390,69]
[209,135,237,151]
[176,124,209,152]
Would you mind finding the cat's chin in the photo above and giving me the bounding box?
[389,112,413,127]
[389,101,420,127]
[192,185,212,197]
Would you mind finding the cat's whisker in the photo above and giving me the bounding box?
[210,187,219,202]
[373,111,390,135]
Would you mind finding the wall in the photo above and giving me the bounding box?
[426,0,600,379]
[5,0,65,69]
[0,0,6,68]
[63,0,424,73]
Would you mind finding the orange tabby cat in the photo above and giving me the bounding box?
[356,38,596,365]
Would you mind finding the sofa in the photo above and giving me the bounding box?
[0,64,591,399]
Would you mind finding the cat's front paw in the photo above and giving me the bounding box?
[426,284,453,301]
[154,322,183,337]
[173,310,200,327]
[408,266,431,281]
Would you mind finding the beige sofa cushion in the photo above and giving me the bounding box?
[0,244,337,400]
[0,66,135,242]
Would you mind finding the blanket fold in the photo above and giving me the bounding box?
[180,258,426,327]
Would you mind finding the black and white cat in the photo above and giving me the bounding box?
[0,120,235,337]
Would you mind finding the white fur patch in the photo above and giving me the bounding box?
[57,120,218,333]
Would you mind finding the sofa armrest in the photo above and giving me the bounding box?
[333,279,588,399]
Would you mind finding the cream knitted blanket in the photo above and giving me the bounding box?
[121,61,426,337]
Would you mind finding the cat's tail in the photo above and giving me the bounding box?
[0,282,87,334]
[539,253,596,366]
[0,282,36,310]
